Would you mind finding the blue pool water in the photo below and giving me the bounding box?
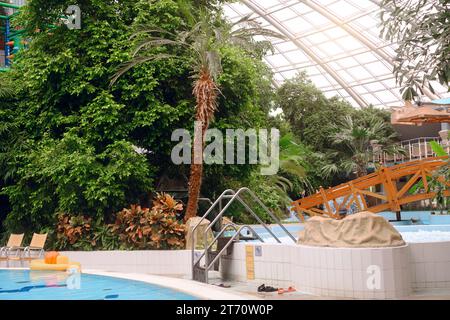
[0,270,197,300]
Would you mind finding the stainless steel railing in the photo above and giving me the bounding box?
[190,187,296,283]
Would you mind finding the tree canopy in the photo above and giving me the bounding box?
[0,0,274,234]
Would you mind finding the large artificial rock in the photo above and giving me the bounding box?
[298,211,406,248]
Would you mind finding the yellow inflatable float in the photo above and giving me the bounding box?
[30,251,81,272]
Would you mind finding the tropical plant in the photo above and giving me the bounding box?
[110,193,186,250]
[276,72,354,153]
[322,115,404,178]
[0,74,15,99]
[427,141,450,214]
[111,4,284,221]
[269,133,310,195]
[54,213,95,250]
[0,1,278,236]
[110,205,152,248]
[380,0,450,99]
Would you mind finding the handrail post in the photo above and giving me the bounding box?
[191,187,296,283]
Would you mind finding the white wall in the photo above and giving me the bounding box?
[409,241,450,289]
[221,242,411,299]
[60,250,193,276]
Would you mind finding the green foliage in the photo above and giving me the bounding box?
[380,0,450,99]
[2,132,153,233]
[1,0,280,236]
[0,74,15,99]
[428,160,450,214]
[322,114,402,178]
[110,194,186,250]
[275,72,401,188]
[427,141,449,213]
[276,72,354,152]
[0,0,193,234]
[431,141,448,157]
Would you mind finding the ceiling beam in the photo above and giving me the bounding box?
[242,0,369,107]
[301,0,439,100]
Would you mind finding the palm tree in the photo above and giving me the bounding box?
[322,115,404,179]
[270,133,312,195]
[111,6,284,221]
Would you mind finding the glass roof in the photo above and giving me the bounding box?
[224,0,450,108]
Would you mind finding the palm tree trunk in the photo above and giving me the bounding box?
[185,151,204,221]
[184,69,218,221]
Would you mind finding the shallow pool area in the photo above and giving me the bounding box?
[251,224,450,244]
[247,212,450,244]
[0,269,198,300]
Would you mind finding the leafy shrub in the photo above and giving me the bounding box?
[2,133,154,235]
[55,213,96,251]
[110,193,186,250]
[52,213,122,251]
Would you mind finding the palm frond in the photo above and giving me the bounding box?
[109,54,178,87]
[130,26,177,40]
[132,38,187,57]
[280,159,306,178]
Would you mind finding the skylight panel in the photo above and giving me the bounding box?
[265,54,291,68]
[272,7,298,21]
[323,27,348,39]
[303,11,331,27]
[334,56,359,68]
[374,91,400,104]
[364,61,392,77]
[325,1,362,19]
[309,74,334,88]
[281,69,299,79]
[353,85,369,95]
[274,41,299,52]
[316,41,345,57]
[336,36,365,52]
[346,66,373,80]
[284,50,310,64]
[304,32,330,45]
[361,93,383,106]
[223,0,424,108]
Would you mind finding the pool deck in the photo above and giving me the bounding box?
[202,278,450,300]
[2,267,450,300]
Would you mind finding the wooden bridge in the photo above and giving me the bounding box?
[292,157,450,220]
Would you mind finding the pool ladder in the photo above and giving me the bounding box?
[191,187,296,284]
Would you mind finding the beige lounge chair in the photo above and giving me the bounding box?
[8,233,48,262]
[0,233,24,260]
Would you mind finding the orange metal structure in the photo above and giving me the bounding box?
[292,157,450,220]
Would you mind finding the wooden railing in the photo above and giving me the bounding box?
[292,157,450,219]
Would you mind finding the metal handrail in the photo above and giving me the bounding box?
[203,189,280,244]
[192,223,239,269]
[204,188,296,242]
[190,189,235,274]
[193,223,263,270]
[373,136,448,164]
[204,225,264,281]
[191,187,297,281]
[240,187,297,242]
